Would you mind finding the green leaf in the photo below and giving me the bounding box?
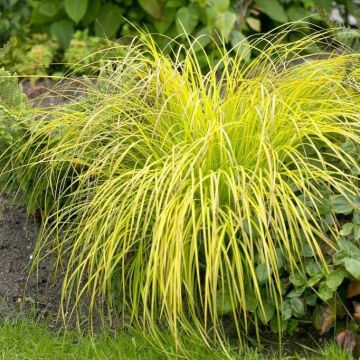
[216,288,234,316]
[38,1,60,17]
[81,0,101,27]
[215,11,237,42]
[256,263,271,285]
[341,140,357,155]
[340,223,354,236]
[307,274,323,287]
[345,258,360,280]
[193,27,211,52]
[354,211,360,226]
[94,3,123,38]
[305,259,322,277]
[287,286,306,298]
[326,268,346,290]
[270,317,287,333]
[64,0,88,23]
[290,297,305,318]
[139,0,163,20]
[304,292,317,306]
[355,226,360,241]
[154,8,176,33]
[338,239,360,259]
[176,7,199,34]
[316,0,333,13]
[331,195,353,215]
[289,272,306,287]
[211,0,230,12]
[257,301,275,324]
[229,30,251,62]
[287,6,312,22]
[318,282,334,301]
[166,0,185,8]
[246,17,261,32]
[50,20,74,49]
[281,300,292,320]
[256,0,288,23]
[245,288,258,313]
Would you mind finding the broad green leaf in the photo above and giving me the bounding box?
[193,27,211,52]
[229,30,251,62]
[301,0,315,9]
[326,268,346,290]
[345,258,360,280]
[245,288,258,312]
[304,292,317,306]
[216,288,233,316]
[289,272,306,287]
[355,226,360,241]
[290,297,305,318]
[64,0,88,23]
[166,0,185,8]
[176,7,199,34]
[210,0,230,12]
[318,282,334,301]
[50,20,74,49]
[307,274,323,287]
[139,0,163,20]
[340,223,354,236]
[354,211,360,226]
[281,300,292,320]
[257,301,275,324]
[38,2,60,17]
[302,243,314,257]
[305,259,322,277]
[338,239,360,259]
[341,140,357,155]
[154,8,176,33]
[256,0,288,23]
[256,263,271,285]
[316,0,333,12]
[94,3,123,38]
[270,317,287,333]
[215,11,237,42]
[287,6,312,22]
[331,195,353,215]
[81,0,101,27]
[287,285,306,298]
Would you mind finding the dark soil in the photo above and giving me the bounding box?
[0,196,61,322]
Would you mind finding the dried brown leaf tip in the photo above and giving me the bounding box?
[347,281,360,299]
[312,304,336,336]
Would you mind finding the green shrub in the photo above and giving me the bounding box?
[1,1,360,78]
[0,67,28,154]
[1,28,360,353]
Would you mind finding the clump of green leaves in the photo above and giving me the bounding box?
[0,66,28,153]
[1,33,59,79]
[2,1,360,79]
[2,29,360,354]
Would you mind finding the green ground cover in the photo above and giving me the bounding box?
[0,318,353,360]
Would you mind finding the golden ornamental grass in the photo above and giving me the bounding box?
[2,27,360,352]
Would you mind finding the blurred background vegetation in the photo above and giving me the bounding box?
[0,0,359,78]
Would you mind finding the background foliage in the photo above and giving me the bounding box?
[0,0,359,77]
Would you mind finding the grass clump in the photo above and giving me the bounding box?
[1,27,360,352]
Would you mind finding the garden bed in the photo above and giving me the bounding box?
[0,195,61,322]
